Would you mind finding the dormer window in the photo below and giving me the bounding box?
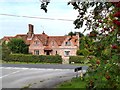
[64,51,70,56]
[65,41,71,46]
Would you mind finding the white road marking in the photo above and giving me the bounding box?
[0,67,86,79]
[0,69,28,78]
[0,67,3,69]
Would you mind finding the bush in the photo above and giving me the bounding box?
[69,56,87,64]
[76,50,83,55]
[3,54,62,63]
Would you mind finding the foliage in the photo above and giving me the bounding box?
[77,36,94,56]
[2,42,11,60]
[7,38,29,54]
[57,77,86,88]
[69,56,88,64]
[3,54,62,64]
[81,2,120,89]
[40,0,50,13]
[67,1,120,88]
[67,31,84,37]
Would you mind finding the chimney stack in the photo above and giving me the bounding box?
[28,24,34,33]
[27,24,34,39]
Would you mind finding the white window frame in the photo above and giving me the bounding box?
[34,41,40,45]
[64,51,70,56]
[52,41,54,46]
[65,41,71,46]
[34,50,39,55]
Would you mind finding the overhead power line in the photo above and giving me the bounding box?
[0,14,74,21]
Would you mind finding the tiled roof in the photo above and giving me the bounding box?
[48,36,67,46]
[1,36,14,41]
[2,33,78,46]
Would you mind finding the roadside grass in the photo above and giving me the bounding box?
[56,77,86,88]
[21,84,31,89]
[2,60,90,66]
[0,60,3,64]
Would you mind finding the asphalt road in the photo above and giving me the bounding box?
[2,63,88,70]
[1,64,88,89]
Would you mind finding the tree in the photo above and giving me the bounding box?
[2,41,11,61]
[8,38,28,54]
[67,31,84,37]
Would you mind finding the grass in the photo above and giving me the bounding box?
[21,84,31,89]
[1,60,90,66]
[0,60,3,64]
[1,61,61,64]
[56,77,86,88]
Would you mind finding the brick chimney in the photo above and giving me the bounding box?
[27,24,34,39]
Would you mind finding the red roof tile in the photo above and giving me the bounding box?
[2,33,78,46]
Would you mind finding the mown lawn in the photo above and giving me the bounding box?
[56,77,86,88]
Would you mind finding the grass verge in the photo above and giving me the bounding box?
[56,77,86,88]
[2,60,90,66]
[2,61,61,64]
[0,60,3,64]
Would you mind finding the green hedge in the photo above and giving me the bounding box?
[69,56,88,64]
[3,54,62,63]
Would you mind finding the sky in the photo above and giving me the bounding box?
[0,0,86,39]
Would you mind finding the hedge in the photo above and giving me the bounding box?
[3,54,62,63]
[69,56,89,64]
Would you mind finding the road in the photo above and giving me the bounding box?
[1,64,88,89]
[2,63,88,69]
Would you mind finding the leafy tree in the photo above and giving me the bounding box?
[67,31,84,37]
[8,38,28,54]
[2,41,11,60]
[77,35,94,56]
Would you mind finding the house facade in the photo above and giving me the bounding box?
[1,24,80,63]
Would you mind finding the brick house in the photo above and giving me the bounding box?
[1,24,79,63]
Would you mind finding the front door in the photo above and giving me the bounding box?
[46,51,50,55]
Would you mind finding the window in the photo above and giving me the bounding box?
[34,41,39,45]
[34,50,39,55]
[65,41,71,46]
[64,51,70,56]
[56,51,57,55]
[52,41,54,46]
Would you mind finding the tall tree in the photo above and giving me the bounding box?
[8,38,28,54]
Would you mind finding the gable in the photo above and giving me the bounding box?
[30,36,43,46]
[61,37,74,46]
[48,39,58,47]
[61,36,78,46]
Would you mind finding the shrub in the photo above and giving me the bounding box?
[69,56,87,64]
[3,54,62,63]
